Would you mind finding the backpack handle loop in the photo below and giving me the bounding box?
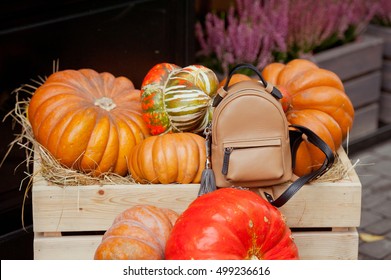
[213,63,282,107]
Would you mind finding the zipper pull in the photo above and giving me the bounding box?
[203,123,212,160]
[222,147,233,175]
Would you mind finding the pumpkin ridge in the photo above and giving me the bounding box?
[79,113,110,173]
[128,144,141,181]
[95,117,120,175]
[192,133,206,182]
[99,72,117,99]
[103,235,162,252]
[121,109,148,142]
[261,228,297,259]
[97,236,162,260]
[256,208,286,255]
[153,135,170,183]
[287,68,344,94]
[139,207,172,250]
[32,96,83,144]
[176,134,190,183]
[43,105,86,159]
[35,82,91,102]
[106,113,127,175]
[162,134,179,183]
[41,108,77,158]
[185,134,201,183]
[140,136,158,183]
[56,107,99,168]
[76,69,106,99]
[111,92,141,112]
[110,75,136,98]
[44,75,95,101]
[111,117,135,175]
[106,220,165,253]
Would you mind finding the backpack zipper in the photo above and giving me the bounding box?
[222,147,234,175]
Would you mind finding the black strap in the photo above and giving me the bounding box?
[264,124,335,208]
[213,63,282,107]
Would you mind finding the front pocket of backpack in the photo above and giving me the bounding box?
[222,139,284,182]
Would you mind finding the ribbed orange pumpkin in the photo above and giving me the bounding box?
[128,132,206,184]
[94,205,179,260]
[262,59,354,176]
[28,69,149,176]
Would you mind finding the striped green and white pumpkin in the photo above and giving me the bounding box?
[140,63,218,135]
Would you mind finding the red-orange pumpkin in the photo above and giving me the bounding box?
[28,69,149,176]
[262,59,354,176]
[165,188,299,260]
[94,205,179,260]
[128,132,206,184]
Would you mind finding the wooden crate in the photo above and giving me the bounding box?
[32,147,361,260]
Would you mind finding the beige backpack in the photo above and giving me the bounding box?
[199,64,334,207]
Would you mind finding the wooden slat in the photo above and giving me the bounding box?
[33,228,358,260]
[313,34,383,81]
[32,183,199,232]
[32,147,361,232]
[293,228,359,260]
[34,232,101,260]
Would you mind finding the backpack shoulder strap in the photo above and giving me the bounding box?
[264,124,335,208]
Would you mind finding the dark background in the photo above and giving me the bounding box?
[0,0,195,259]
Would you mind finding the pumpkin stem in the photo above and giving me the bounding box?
[94,97,117,111]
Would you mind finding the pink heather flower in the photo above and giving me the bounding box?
[373,0,391,27]
[286,0,379,56]
[372,0,391,26]
[195,0,289,75]
[195,0,379,71]
[343,0,380,36]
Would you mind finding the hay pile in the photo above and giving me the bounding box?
[6,85,350,188]
[3,64,351,190]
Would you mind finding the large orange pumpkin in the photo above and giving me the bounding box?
[262,59,354,176]
[128,132,206,184]
[28,69,149,176]
[94,205,179,260]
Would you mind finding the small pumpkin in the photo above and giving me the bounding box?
[262,59,355,176]
[28,69,149,176]
[128,132,206,184]
[94,205,179,260]
[140,63,219,135]
[165,188,299,260]
[219,73,252,88]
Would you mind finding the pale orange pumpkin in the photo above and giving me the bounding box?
[94,205,179,260]
[28,69,149,176]
[128,132,206,184]
[219,73,252,88]
[262,59,354,176]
